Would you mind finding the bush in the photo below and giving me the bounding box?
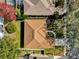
[0,36,20,59]
[6,23,16,33]
[75,11,79,18]
[55,0,64,7]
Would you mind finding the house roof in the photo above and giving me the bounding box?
[24,19,53,49]
[24,0,55,15]
[25,19,45,30]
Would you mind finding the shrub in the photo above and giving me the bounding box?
[0,36,20,59]
[55,0,64,7]
[75,11,79,18]
[6,23,16,33]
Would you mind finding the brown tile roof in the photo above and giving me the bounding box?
[24,19,53,49]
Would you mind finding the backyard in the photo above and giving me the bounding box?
[15,21,21,48]
[18,46,64,56]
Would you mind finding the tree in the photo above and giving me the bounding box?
[0,36,20,59]
[0,3,16,20]
[47,16,64,38]
[66,11,79,48]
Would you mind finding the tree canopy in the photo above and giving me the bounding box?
[0,36,20,59]
[0,3,16,20]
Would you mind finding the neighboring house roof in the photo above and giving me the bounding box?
[29,0,39,5]
[24,19,53,49]
[18,54,51,59]
[0,0,5,3]
[29,54,49,59]
[18,54,65,59]
[24,0,55,15]
[68,48,79,59]
[53,56,63,59]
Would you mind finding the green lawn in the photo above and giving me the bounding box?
[45,46,64,56]
[19,46,64,56]
[15,21,21,48]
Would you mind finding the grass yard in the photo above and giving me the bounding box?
[8,20,21,48]
[45,46,64,56]
[19,46,64,56]
[15,20,21,48]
